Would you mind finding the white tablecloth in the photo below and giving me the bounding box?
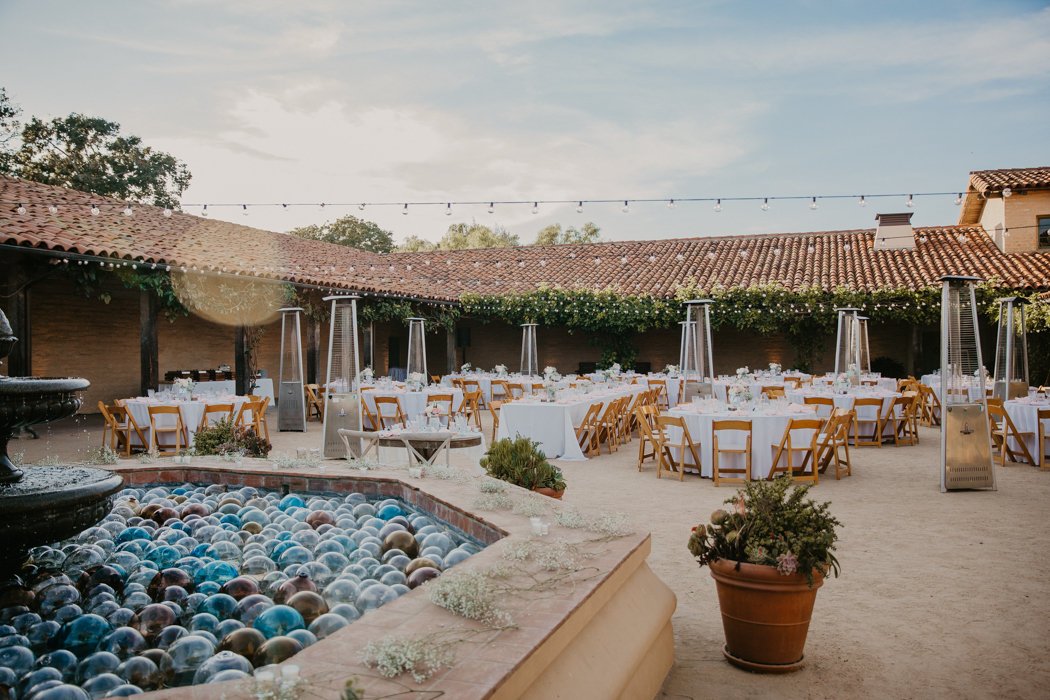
[1003,399,1050,460]
[496,386,644,461]
[157,378,275,405]
[811,376,897,392]
[666,404,821,478]
[124,395,250,448]
[786,389,902,437]
[921,378,990,402]
[363,387,465,426]
[712,377,799,402]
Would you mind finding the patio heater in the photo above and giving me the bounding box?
[277,307,306,432]
[833,307,862,381]
[680,300,714,401]
[406,317,428,380]
[857,316,872,374]
[322,296,361,459]
[520,323,539,376]
[992,297,1029,401]
[939,275,994,492]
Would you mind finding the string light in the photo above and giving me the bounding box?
[90,204,100,216]
[122,204,133,217]
[445,203,452,216]
[1002,187,1012,197]
[713,199,722,212]
[576,201,584,213]
[402,204,409,215]
[162,207,172,218]
[859,195,867,207]
[16,203,25,215]
[532,202,539,214]
[906,194,914,208]
[667,199,676,209]
[954,193,963,205]
[487,202,494,214]
[761,198,770,211]
[358,203,366,211]
[242,204,248,216]
[809,197,818,210]
[201,204,208,217]
[621,200,630,214]
[47,204,58,215]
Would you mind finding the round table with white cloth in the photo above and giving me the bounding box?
[665,402,822,479]
[362,386,464,426]
[712,376,800,402]
[497,385,644,461]
[1003,397,1050,462]
[920,378,990,402]
[786,388,902,438]
[123,395,250,448]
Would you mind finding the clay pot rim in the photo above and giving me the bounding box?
[532,486,565,499]
[709,558,825,589]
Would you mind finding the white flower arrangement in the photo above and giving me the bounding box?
[494,364,508,376]
[359,366,374,382]
[769,362,782,374]
[609,362,622,375]
[728,383,753,404]
[543,365,558,378]
[427,569,513,627]
[172,377,196,394]
[424,402,442,418]
[735,366,750,377]
[664,364,680,377]
[461,362,472,373]
[406,371,426,390]
[362,634,455,683]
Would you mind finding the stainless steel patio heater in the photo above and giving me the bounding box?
[322,296,361,459]
[939,275,994,492]
[857,316,872,374]
[520,323,538,376]
[833,307,862,382]
[406,317,428,380]
[680,300,714,401]
[992,297,1029,401]
[277,307,306,432]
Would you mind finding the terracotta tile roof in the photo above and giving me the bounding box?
[3,175,1049,304]
[968,167,1050,195]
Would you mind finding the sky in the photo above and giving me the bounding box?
[1,0,1049,246]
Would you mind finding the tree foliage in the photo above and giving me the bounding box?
[398,223,519,251]
[290,214,396,253]
[0,89,191,208]
[533,222,601,246]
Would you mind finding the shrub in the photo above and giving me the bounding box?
[194,418,271,457]
[871,355,907,379]
[480,437,566,492]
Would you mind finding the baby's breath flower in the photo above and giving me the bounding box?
[361,635,455,683]
[428,570,513,627]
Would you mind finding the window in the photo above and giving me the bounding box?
[1040,216,1050,249]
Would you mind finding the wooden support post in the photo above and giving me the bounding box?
[235,325,248,395]
[3,258,32,377]
[306,317,321,384]
[446,325,456,375]
[139,289,159,396]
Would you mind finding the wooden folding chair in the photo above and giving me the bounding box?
[575,403,603,457]
[648,379,670,410]
[460,390,483,431]
[635,405,662,471]
[430,374,442,384]
[506,382,526,400]
[531,382,545,395]
[803,396,835,419]
[918,384,941,427]
[595,398,625,453]
[769,417,822,484]
[488,400,503,442]
[236,396,270,441]
[851,397,885,447]
[712,419,752,486]
[783,376,802,390]
[99,402,146,456]
[199,403,235,432]
[761,385,786,400]
[426,393,455,426]
[1037,408,1050,470]
[373,396,408,429]
[654,415,700,481]
[987,403,1036,466]
[305,384,325,421]
[885,394,918,446]
[816,410,852,479]
[360,397,380,431]
[490,380,510,402]
[462,379,485,407]
[148,405,186,456]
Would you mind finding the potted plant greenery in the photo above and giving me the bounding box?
[480,437,567,498]
[687,476,841,673]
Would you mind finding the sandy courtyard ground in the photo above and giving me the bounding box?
[14,412,1050,699]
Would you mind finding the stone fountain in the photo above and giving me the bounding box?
[0,309,123,574]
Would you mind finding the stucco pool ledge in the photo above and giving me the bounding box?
[109,459,678,699]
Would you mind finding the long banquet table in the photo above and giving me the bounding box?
[123,395,251,448]
[496,385,645,460]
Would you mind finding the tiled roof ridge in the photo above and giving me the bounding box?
[969,166,1050,194]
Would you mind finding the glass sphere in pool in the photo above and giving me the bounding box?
[5,484,482,692]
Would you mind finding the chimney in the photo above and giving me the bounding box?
[874,212,916,250]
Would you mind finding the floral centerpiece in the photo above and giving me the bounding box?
[359,366,374,383]
[846,362,860,386]
[687,477,841,672]
[735,366,750,379]
[728,367,752,406]
[406,372,426,391]
[423,402,443,427]
[542,371,562,401]
[543,365,558,379]
[461,362,472,373]
[172,377,196,399]
[664,364,680,378]
[769,362,782,374]
[608,362,622,377]
[494,364,508,377]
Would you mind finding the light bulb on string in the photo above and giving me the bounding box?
[667,199,676,209]
[487,202,495,214]
[122,204,133,217]
[201,204,209,217]
[1002,187,1012,197]
[445,203,452,216]
[953,193,963,206]
[906,194,914,208]
[358,203,366,211]
[761,198,770,211]
[47,204,58,215]
[16,203,25,215]
[242,204,248,216]
[858,195,866,207]
[162,207,172,218]
[621,200,630,214]
[809,197,818,210]
[402,203,409,215]
[91,204,100,216]
[575,201,584,213]
[532,202,539,214]
[713,199,722,212]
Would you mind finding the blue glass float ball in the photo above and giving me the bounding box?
[307,613,348,640]
[192,650,253,684]
[286,629,316,648]
[57,614,110,657]
[76,651,120,683]
[252,605,305,639]
[194,561,238,587]
[198,594,238,620]
[356,584,398,612]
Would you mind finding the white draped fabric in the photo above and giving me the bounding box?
[123,395,250,448]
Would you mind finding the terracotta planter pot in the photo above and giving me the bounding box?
[532,486,565,499]
[709,559,824,673]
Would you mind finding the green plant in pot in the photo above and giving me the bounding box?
[480,437,567,498]
[687,476,841,673]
